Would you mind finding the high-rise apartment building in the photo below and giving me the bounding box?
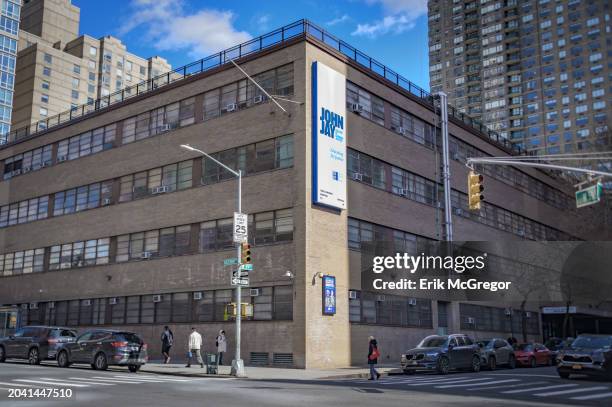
[0,0,21,142]
[11,0,171,131]
[428,0,610,155]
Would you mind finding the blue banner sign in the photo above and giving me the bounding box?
[322,275,336,315]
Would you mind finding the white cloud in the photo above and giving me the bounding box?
[326,14,350,26]
[118,0,251,58]
[352,0,427,38]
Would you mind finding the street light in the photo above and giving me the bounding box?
[180,143,245,377]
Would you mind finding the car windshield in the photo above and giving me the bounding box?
[417,336,448,348]
[517,344,533,351]
[115,333,142,345]
[477,340,493,347]
[572,336,612,349]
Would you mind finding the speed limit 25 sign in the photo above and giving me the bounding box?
[233,212,248,243]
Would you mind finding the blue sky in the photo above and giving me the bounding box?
[73,0,430,90]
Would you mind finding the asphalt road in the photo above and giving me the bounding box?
[0,361,610,406]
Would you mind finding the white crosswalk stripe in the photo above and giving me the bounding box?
[502,384,579,394]
[571,391,612,401]
[14,379,90,387]
[436,379,519,389]
[67,377,120,385]
[0,381,43,388]
[40,377,115,386]
[406,377,494,386]
[466,380,548,391]
[109,375,191,382]
[534,386,610,397]
[89,376,150,384]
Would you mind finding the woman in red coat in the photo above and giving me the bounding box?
[368,336,381,380]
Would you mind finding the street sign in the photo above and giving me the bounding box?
[576,182,602,208]
[240,264,253,271]
[224,258,239,266]
[231,277,250,286]
[232,269,249,279]
[233,212,248,243]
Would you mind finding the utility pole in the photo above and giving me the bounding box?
[437,92,453,242]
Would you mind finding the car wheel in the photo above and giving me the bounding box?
[489,356,496,371]
[57,351,70,368]
[128,364,140,373]
[558,371,570,379]
[0,346,5,362]
[436,357,450,375]
[508,355,516,369]
[94,353,108,371]
[403,369,415,375]
[28,348,41,365]
[472,356,481,372]
[529,357,537,368]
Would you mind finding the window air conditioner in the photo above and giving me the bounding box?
[109,297,118,305]
[153,295,162,303]
[141,252,152,259]
[226,103,237,112]
[82,299,91,306]
[349,290,358,300]
[193,292,203,300]
[408,298,417,306]
[29,302,38,309]
[524,311,531,318]
[466,317,475,324]
[254,95,264,104]
[250,288,261,297]
[351,103,364,113]
[158,124,171,132]
[352,173,363,181]
[41,162,50,167]
[48,301,55,309]
[23,166,31,173]
[102,198,111,206]
[504,308,512,316]
[57,155,68,162]
[376,295,386,302]
[397,127,406,135]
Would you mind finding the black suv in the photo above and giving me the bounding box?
[557,334,612,380]
[56,329,147,372]
[0,326,77,364]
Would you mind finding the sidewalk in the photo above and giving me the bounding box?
[140,362,402,380]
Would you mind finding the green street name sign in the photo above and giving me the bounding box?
[576,182,602,208]
[240,264,253,271]
[224,258,239,266]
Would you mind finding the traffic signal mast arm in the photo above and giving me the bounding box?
[466,156,612,178]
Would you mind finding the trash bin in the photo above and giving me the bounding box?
[206,353,218,374]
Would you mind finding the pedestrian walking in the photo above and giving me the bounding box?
[368,336,381,380]
[216,330,227,365]
[185,327,204,368]
[160,326,174,364]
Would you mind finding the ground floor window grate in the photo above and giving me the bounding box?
[250,352,269,365]
[272,353,293,366]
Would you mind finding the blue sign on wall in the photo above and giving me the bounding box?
[322,275,336,315]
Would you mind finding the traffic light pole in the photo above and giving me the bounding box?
[232,169,245,377]
[180,144,245,377]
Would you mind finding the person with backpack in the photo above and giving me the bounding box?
[216,330,227,366]
[160,326,174,364]
[368,336,381,380]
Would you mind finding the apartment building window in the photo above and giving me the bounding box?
[118,160,193,202]
[390,106,434,147]
[40,94,49,104]
[56,125,116,162]
[49,238,110,270]
[202,135,293,185]
[346,82,385,126]
[42,67,51,77]
[73,64,81,74]
[53,182,112,216]
[0,196,49,228]
[41,80,50,90]
[71,90,79,99]
[348,150,386,189]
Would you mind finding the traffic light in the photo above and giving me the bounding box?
[468,170,484,210]
[241,243,251,264]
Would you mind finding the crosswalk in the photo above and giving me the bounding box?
[0,373,204,391]
[337,374,612,403]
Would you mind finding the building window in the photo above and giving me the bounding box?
[42,67,51,76]
[41,94,49,104]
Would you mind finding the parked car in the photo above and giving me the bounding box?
[556,334,612,380]
[514,343,551,367]
[477,338,516,370]
[545,337,574,365]
[401,334,481,375]
[56,329,147,372]
[0,326,77,364]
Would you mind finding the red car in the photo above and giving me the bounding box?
[514,343,551,367]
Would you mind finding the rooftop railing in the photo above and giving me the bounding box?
[1,19,521,155]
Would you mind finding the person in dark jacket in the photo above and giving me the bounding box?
[161,326,174,364]
[368,336,381,380]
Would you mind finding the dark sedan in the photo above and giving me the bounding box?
[56,329,147,372]
[401,334,481,375]
[0,326,77,364]
[557,334,612,380]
